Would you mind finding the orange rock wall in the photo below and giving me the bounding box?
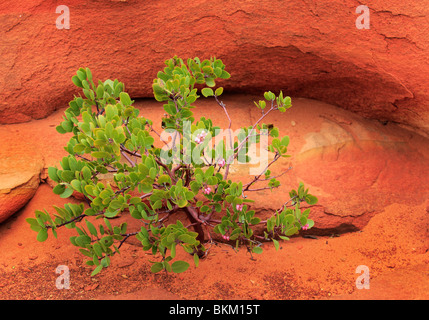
[1,0,428,136]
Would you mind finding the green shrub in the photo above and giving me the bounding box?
[27,56,317,276]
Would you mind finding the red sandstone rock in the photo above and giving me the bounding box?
[216,96,429,234]
[0,115,68,223]
[0,0,428,138]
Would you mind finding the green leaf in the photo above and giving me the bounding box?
[70,180,82,192]
[201,88,214,97]
[60,187,74,198]
[61,121,73,132]
[96,85,104,99]
[91,151,109,159]
[178,234,196,245]
[91,264,103,277]
[26,217,39,227]
[250,217,261,225]
[157,174,171,185]
[72,75,83,88]
[86,220,98,237]
[272,239,280,251]
[76,69,87,81]
[281,136,290,147]
[84,185,95,196]
[152,200,162,210]
[193,253,199,267]
[252,246,263,254]
[82,80,92,91]
[85,68,93,82]
[140,183,153,194]
[75,235,91,247]
[37,229,48,242]
[171,260,190,273]
[220,70,231,79]
[104,218,112,232]
[82,166,92,181]
[295,208,301,220]
[205,78,215,87]
[151,262,164,273]
[177,199,188,208]
[92,243,103,257]
[53,184,66,195]
[73,144,85,154]
[170,243,176,259]
[104,210,120,218]
[60,170,74,182]
[129,197,141,205]
[56,125,67,134]
[215,87,223,96]
[109,200,122,210]
[206,176,217,185]
[149,167,157,180]
[285,226,298,236]
[119,92,132,106]
[79,248,93,258]
[214,67,222,77]
[305,195,318,205]
[48,167,59,182]
[204,166,215,178]
[264,92,272,100]
[82,111,92,124]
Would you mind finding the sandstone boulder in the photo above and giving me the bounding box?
[0,112,71,223]
[0,142,43,223]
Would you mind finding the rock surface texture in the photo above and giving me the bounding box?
[1,0,428,137]
[0,160,42,223]
[0,135,43,223]
[0,1,428,301]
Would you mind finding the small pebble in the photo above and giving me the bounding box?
[84,283,99,291]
